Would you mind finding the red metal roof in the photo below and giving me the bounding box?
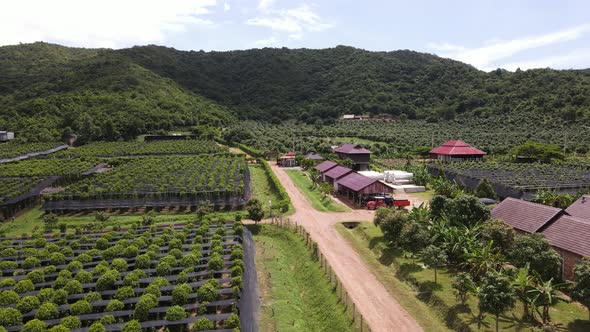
[429,140,486,156]
[491,197,563,233]
[565,195,590,220]
[336,172,378,192]
[334,144,373,155]
[314,160,338,173]
[324,166,353,180]
[542,215,590,258]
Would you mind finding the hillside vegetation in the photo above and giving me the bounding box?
[0,43,589,142]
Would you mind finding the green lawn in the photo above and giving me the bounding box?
[336,222,590,332]
[1,206,244,237]
[249,164,294,216]
[285,170,349,212]
[251,224,356,332]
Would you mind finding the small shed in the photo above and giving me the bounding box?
[429,140,486,162]
[324,166,354,190]
[278,151,297,167]
[303,153,324,161]
[336,172,393,205]
[0,131,15,142]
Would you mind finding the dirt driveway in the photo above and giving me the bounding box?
[270,164,423,332]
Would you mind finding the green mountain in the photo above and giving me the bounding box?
[0,43,234,142]
[0,43,588,142]
[120,45,590,124]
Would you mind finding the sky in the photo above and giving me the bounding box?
[1,0,589,72]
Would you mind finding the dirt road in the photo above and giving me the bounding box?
[270,164,423,332]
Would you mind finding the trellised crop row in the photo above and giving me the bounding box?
[0,143,64,159]
[0,159,101,178]
[0,178,45,204]
[58,140,227,157]
[50,155,247,201]
[0,220,245,331]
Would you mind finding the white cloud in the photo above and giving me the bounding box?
[429,23,590,71]
[224,1,230,12]
[258,0,275,12]
[500,48,590,71]
[253,36,278,46]
[0,0,217,48]
[247,4,332,40]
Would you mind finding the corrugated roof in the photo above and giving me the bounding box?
[429,140,486,156]
[337,172,378,192]
[565,195,590,220]
[334,144,373,155]
[491,197,562,233]
[542,215,590,258]
[304,153,324,160]
[314,160,338,172]
[324,166,353,180]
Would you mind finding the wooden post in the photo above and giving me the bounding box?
[360,315,364,332]
[352,303,356,322]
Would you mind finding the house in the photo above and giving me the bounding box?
[342,114,356,120]
[278,151,297,167]
[334,144,372,171]
[314,160,339,182]
[323,166,354,190]
[491,198,563,233]
[0,131,14,142]
[336,172,393,205]
[491,195,590,279]
[429,140,486,162]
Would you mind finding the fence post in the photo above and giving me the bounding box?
[352,303,356,322]
[360,315,363,332]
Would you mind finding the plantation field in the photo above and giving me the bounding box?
[0,178,46,204]
[0,142,64,159]
[230,115,590,155]
[59,140,226,157]
[51,155,247,201]
[429,161,590,198]
[252,224,354,332]
[0,220,246,331]
[285,170,349,212]
[0,159,101,178]
[336,222,590,332]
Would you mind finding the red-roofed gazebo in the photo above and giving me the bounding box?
[429,140,486,162]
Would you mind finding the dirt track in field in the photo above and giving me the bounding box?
[269,164,423,332]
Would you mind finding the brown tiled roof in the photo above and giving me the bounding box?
[334,144,372,154]
[542,215,590,258]
[491,197,563,233]
[314,160,338,172]
[565,195,590,220]
[324,166,353,180]
[337,172,378,192]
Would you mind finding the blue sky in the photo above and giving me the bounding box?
[1,0,589,71]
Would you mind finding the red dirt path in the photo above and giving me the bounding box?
[269,164,423,332]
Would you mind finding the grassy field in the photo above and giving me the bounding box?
[336,222,590,332]
[249,164,294,216]
[1,206,244,237]
[251,224,355,332]
[285,170,349,212]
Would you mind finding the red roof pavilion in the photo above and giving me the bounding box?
[430,140,486,161]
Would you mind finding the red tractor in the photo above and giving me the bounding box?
[366,197,387,210]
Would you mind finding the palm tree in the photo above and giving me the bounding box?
[462,240,505,279]
[528,271,568,324]
[512,263,535,320]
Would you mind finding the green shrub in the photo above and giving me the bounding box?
[192,317,215,331]
[14,279,35,293]
[16,295,41,314]
[61,316,82,329]
[87,322,106,332]
[84,292,102,303]
[115,286,135,300]
[22,318,47,332]
[105,299,125,312]
[0,307,23,326]
[165,305,187,321]
[121,320,142,332]
[36,302,60,320]
[70,300,92,315]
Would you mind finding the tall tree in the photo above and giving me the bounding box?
[478,271,516,332]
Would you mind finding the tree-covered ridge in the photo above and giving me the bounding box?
[0,43,234,142]
[120,45,590,123]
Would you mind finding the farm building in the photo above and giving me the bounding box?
[336,172,393,205]
[278,151,297,167]
[334,144,372,171]
[303,152,324,161]
[0,131,14,142]
[314,160,339,181]
[324,166,354,190]
[492,195,590,279]
[429,140,486,162]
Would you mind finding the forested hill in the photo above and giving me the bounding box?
[120,45,590,124]
[0,43,234,142]
[0,42,589,142]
